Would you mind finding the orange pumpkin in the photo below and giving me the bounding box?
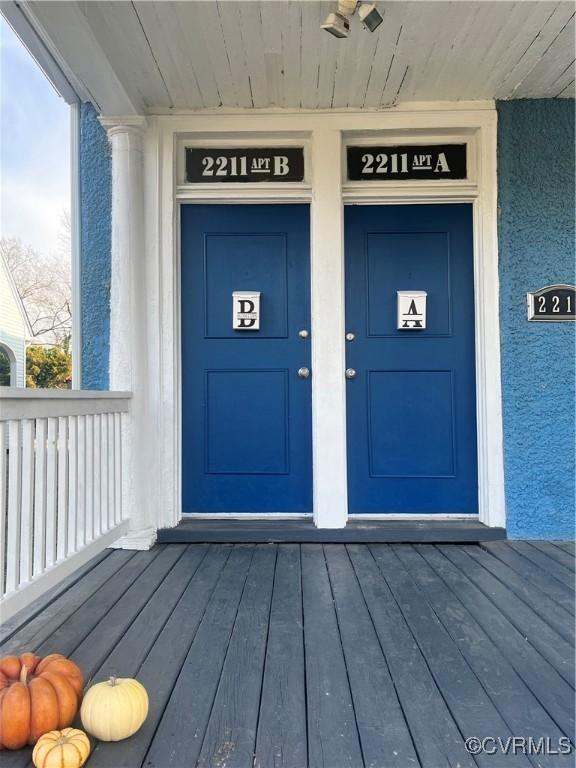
[0,653,84,750]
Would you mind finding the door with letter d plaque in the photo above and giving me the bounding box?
[181,204,312,513]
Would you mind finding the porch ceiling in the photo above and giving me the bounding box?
[10,1,576,115]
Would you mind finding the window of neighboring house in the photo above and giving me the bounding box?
[0,16,73,389]
[0,345,13,386]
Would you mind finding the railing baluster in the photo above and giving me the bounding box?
[6,420,22,593]
[75,415,85,550]
[101,413,108,533]
[114,412,122,523]
[33,418,47,576]
[45,417,58,568]
[107,412,115,530]
[67,416,78,555]
[0,421,7,596]
[20,419,34,585]
[93,414,101,538]
[86,414,94,542]
[57,416,69,560]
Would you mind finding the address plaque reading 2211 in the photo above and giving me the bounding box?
[186,147,305,183]
[347,144,467,181]
[527,284,576,321]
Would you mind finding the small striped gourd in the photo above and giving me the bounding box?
[32,728,90,768]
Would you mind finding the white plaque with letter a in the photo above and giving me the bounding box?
[397,291,427,330]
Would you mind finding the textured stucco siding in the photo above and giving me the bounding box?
[79,103,111,390]
[497,100,575,539]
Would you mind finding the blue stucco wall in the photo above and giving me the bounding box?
[79,102,111,389]
[497,100,575,539]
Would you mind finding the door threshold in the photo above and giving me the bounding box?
[158,518,505,544]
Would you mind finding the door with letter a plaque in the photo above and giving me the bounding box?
[181,204,312,513]
[344,204,478,514]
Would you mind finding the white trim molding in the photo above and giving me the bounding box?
[134,103,505,531]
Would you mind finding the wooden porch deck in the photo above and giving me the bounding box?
[1,541,574,768]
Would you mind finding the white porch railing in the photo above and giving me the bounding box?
[0,388,131,621]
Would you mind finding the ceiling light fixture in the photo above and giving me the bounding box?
[358,3,384,32]
[321,11,351,39]
[321,1,384,38]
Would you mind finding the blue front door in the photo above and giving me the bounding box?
[181,204,312,513]
[345,204,478,514]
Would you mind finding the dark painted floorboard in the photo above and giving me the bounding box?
[254,545,307,768]
[507,542,575,590]
[348,544,476,768]
[528,541,576,572]
[480,541,575,615]
[302,545,364,768]
[463,545,575,644]
[437,546,575,685]
[3,542,574,768]
[325,545,418,768]
[394,545,574,768]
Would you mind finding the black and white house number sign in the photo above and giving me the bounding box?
[347,144,467,181]
[186,147,305,183]
[527,285,575,321]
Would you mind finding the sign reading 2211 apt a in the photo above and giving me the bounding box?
[347,144,467,181]
[186,147,305,183]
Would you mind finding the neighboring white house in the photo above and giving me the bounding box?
[0,253,30,387]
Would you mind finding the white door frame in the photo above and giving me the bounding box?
[138,102,505,531]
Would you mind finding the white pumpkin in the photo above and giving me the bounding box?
[80,677,148,742]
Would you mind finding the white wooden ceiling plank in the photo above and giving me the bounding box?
[460,1,535,98]
[512,15,575,97]
[133,1,203,108]
[362,2,405,108]
[300,1,323,109]
[393,2,449,101]
[332,13,370,108]
[281,0,302,108]
[343,13,380,108]
[236,1,269,108]
[260,1,285,108]
[215,0,253,107]
[331,23,354,108]
[480,1,560,96]
[380,2,433,105]
[316,2,342,108]
[496,2,575,98]
[192,0,238,107]
[558,78,575,97]
[81,1,172,109]
[549,63,576,97]
[437,2,515,101]
[171,2,224,108]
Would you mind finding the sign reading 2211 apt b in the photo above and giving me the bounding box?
[347,144,467,181]
[186,147,305,183]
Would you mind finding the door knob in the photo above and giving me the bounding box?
[298,367,311,379]
[298,329,310,338]
[345,368,357,379]
[346,332,355,341]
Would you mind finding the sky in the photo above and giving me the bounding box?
[0,16,70,256]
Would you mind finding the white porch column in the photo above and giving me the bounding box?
[100,116,157,549]
[311,130,348,528]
